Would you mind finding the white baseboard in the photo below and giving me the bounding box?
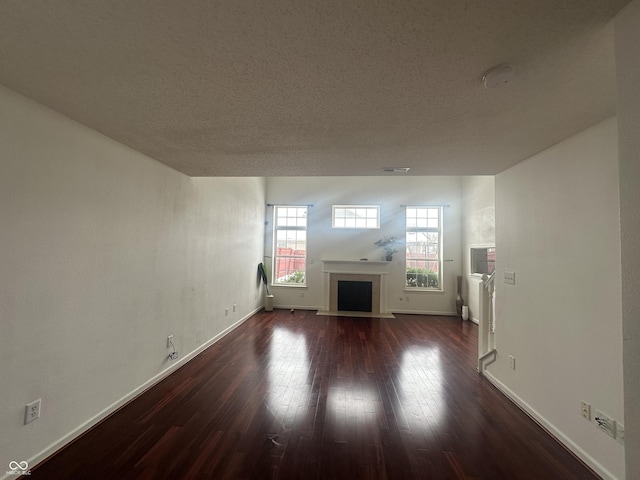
[390,309,458,316]
[482,371,619,480]
[19,306,262,478]
[272,305,322,311]
[270,306,460,318]
[470,316,480,324]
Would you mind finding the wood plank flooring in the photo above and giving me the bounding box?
[32,311,599,479]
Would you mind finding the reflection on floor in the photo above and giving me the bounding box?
[33,310,599,480]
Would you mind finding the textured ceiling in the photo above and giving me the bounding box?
[0,1,630,176]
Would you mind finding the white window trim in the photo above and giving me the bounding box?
[332,205,380,229]
[405,205,444,292]
[273,205,308,287]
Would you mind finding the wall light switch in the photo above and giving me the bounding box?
[504,271,516,284]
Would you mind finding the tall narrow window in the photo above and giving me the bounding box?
[273,206,307,285]
[405,206,442,289]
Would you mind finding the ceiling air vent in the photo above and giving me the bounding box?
[382,167,411,173]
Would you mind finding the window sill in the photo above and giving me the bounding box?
[271,284,308,289]
[404,288,445,294]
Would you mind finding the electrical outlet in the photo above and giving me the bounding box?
[580,401,591,420]
[167,335,174,348]
[225,308,229,316]
[24,399,41,425]
[594,410,616,438]
[233,304,237,312]
[509,355,516,370]
[616,423,625,445]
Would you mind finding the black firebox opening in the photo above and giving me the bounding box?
[337,280,373,312]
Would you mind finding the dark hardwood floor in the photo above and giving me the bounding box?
[32,311,599,479]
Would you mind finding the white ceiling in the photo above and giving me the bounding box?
[0,1,629,176]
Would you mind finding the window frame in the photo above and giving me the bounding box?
[272,205,308,287]
[404,205,443,291]
[470,246,496,276]
[332,205,380,229]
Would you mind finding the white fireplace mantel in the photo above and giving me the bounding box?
[321,259,389,274]
[318,260,393,318]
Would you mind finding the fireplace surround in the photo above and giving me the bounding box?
[318,260,394,318]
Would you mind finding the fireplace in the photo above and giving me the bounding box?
[337,280,373,312]
[318,260,394,318]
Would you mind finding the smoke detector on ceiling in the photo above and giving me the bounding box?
[383,167,411,173]
[482,64,516,89]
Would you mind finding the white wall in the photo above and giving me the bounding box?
[265,176,462,315]
[0,84,266,475]
[615,2,640,478]
[461,176,495,323]
[492,117,624,479]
